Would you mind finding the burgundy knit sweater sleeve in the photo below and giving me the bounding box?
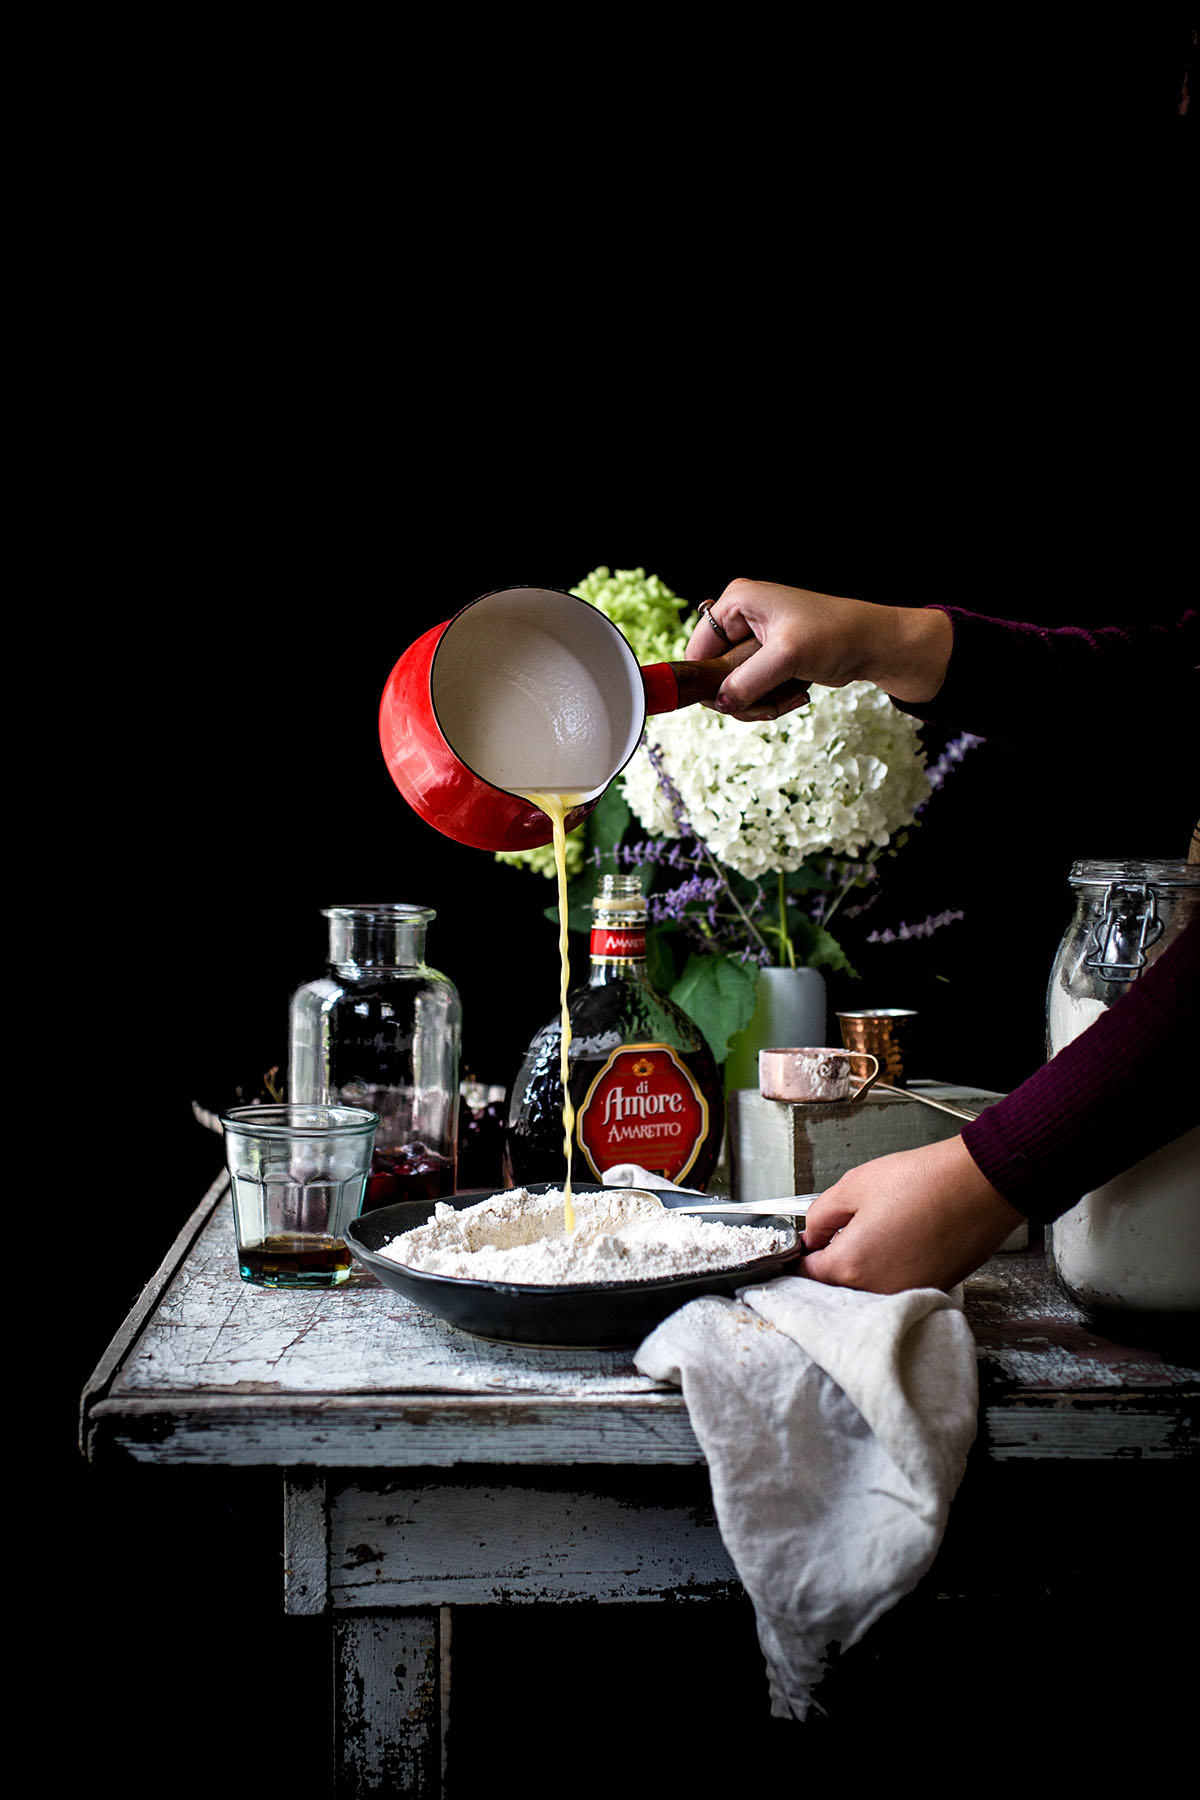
[895,607,1200,748]
[960,916,1198,1222]
[888,604,1199,1221]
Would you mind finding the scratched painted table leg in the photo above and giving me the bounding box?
[285,1468,741,1792]
[285,1476,451,1796]
[334,1608,450,1797]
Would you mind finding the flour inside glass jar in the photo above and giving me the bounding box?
[377,1187,790,1285]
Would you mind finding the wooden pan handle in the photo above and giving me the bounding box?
[644,639,810,714]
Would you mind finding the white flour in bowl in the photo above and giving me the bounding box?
[377,1187,791,1285]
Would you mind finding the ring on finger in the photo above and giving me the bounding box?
[696,600,734,646]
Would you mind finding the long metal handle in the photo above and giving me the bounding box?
[669,1196,820,1217]
[874,1083,981,1122]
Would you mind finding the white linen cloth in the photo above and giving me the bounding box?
[604,1165,979,1720]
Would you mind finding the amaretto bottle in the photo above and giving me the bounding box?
[504,874,723,1189]
[288,905,461,1211]
[1045,858,1199,1316]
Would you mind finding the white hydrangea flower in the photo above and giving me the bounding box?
[621,682,931,880]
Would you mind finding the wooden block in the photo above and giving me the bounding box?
[729,1083,1027,1250]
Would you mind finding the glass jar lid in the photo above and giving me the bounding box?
[1068,858,1200,888]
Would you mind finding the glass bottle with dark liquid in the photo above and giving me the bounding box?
[288,905,461,1212]
[505,875,724,1190]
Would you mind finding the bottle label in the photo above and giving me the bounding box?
[575,1044,710,1183]
[590,925,647,962]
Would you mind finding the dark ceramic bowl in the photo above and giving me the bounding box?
[345,1182,803,1349]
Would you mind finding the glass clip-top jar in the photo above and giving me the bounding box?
[288,904,462,1212]
[1046,858,1199,1318]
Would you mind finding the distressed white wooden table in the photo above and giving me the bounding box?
[80,1171,1199,1795]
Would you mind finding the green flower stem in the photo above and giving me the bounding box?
[672,831,773,964]
[699,844,773,962]
[777,870,796,969]
[816,870,853,932]
[817,849,881,934]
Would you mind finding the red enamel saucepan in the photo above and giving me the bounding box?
[379,586,743,852]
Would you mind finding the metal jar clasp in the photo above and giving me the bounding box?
[1085,882,1164,980]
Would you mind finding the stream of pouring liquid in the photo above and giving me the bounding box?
[517,791,585,1234]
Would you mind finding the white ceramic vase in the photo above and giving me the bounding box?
[723,965,828,1093]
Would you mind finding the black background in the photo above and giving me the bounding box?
[58,20,1196,1793]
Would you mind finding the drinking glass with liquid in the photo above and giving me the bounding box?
[222,1103,379,1287]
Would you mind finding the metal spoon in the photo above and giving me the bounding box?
[635,1189,820,1221]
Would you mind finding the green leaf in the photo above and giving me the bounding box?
[588,784,632,859]
[780,907,858,978]
[544,886,600,934]
[784,863,836,893]
[805,925,859,978]
[670,953,760,1065]
[644,926,677,991]
[543,858,607,934]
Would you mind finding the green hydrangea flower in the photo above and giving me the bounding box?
[496,835,587,881]
[568,566,691,663]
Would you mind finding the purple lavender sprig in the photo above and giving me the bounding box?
[645,739,696,841]
[867,908,965,944]
[647,873,725,921]
[917,733,985,810]
[840,886,883,922]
